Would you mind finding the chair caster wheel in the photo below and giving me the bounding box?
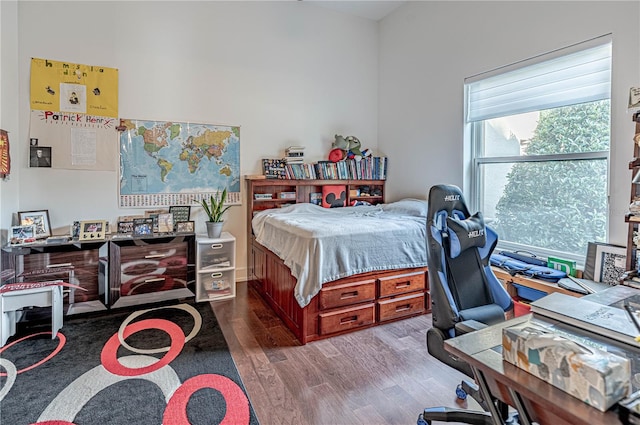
[455,384,468,400]
[417,413,431,425]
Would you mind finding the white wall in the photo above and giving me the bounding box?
[0,1,20,237]
[6,1,639,278]
[378,1,640,247]
[8,1,379,279]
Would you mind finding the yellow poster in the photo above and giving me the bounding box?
[30,58,118,118]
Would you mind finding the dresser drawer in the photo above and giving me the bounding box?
[120,242,188,282]
[378,271,425,297]
[377,293,425,322]
[319,303,375,335]
[319,279,376,310]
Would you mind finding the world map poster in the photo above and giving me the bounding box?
[119,119,240,208]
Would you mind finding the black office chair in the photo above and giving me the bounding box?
[419,184,513,425]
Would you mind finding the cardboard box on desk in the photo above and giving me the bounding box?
[502,322,631,411]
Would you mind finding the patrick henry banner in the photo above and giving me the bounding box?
[29,58,119,171]
[28,110,118,171]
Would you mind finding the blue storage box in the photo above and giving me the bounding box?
[512,283,546,301]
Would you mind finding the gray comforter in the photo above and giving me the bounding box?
[251,199,428,307]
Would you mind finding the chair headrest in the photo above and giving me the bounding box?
[446,211,486,258]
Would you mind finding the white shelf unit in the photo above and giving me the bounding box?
[195,232,236,302]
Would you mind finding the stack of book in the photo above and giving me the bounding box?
[284,146,305,164]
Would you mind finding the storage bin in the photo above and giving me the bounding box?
[512,297,531,317]
[512,283,547,302]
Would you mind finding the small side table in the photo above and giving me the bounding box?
[0,284,63,346]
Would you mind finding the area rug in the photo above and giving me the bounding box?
[0,301,259,425]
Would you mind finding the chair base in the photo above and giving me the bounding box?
[418,407,493,425]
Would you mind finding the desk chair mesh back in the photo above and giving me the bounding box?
[426,184,513,375]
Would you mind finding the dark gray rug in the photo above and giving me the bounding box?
[0,301,259,424]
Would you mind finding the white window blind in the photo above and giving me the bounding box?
[465,36,612,122]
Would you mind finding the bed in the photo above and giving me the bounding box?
[247,180,430,344]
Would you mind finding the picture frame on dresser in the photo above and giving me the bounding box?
[18,210,51,239]
[9,225,36,244]
[132,218,154,236]
[175,220,195,233]
[156,213,174,233]
[79,220,107,241]
[169,205,191,227]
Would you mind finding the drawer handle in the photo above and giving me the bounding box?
[395,304,412,312]
[340,291,358,299]
[145,254,167,259]
[47,263,72,268]
[210,243,223,249]
[144,277,165,283]
[210,272,223,278]
[340,315,358,325]
[395,281,411,289]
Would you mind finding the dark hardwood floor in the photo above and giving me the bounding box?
[211,281,480,425]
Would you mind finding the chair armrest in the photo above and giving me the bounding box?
[455,319,488,335]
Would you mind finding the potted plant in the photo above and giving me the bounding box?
[197,188,231,238]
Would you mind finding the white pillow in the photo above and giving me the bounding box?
[381,198,428,217]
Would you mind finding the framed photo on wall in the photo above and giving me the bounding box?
[18,210,51,239]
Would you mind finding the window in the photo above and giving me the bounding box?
[465,36,612,263]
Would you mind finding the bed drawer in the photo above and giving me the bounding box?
[377,293,425,322]
[319,303,375,335]
[378,271,425,298]
[319,279,376,310]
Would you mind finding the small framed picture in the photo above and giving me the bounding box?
[133,217,154,236]
[9,225,36,244]
[29,146,52,168]
[175,220,195,233]
[117,221,134,234]
[156,213,174,233]
[79,220,107,241]
[169,205,191,225]
[145,209,167,233]
[18,210,51,239]
[71,221,81,240]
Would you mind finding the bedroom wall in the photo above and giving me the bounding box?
[378,1,640,248]
[0,1,20,234]
[6,1,380,280]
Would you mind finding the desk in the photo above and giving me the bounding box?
[492,268,580,298]
[0,284,63,346]
[445,315,623,425]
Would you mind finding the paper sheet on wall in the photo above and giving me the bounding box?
[28,110,117,171]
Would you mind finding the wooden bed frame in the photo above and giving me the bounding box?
[246,177,430,344]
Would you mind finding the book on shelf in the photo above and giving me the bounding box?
[261,156,388,180]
